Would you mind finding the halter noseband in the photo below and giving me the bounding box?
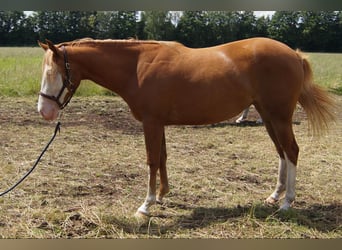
[39,46,75,109]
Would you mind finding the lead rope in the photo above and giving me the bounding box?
[0,122,61,197]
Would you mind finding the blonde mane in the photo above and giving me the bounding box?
[58,37,164,48]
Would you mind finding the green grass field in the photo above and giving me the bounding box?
[0,47,110,97]
[0,47,341,96]
[308,53,342,94]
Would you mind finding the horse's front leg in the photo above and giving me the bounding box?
[135,120,164,217]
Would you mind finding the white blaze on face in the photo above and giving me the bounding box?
[37,51,65,121]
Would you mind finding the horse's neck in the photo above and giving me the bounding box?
[73,44,141,97]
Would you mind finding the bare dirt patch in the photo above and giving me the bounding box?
[0,96,341,238]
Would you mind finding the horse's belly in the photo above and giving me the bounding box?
[164,100,248,125]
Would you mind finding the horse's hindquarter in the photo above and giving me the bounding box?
[136,43,254,125]
[241,38,304,112]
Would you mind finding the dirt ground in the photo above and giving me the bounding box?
[0,96,341,238]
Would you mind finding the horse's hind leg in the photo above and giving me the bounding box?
[261,115,299,210]
[263,121,287,204]
[157,131,169,203]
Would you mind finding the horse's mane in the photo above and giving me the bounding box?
[57,37,168,48]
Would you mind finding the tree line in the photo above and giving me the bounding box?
[1,11,341,52]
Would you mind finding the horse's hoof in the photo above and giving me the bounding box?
[156,196,164,205]
[265,196,278,205]
[134,211,150,224]
[279,200,293,211]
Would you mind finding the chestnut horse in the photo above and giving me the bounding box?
[37,38,335,217]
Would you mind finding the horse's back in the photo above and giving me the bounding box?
[136,38,304,125]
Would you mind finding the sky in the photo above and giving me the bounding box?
[254,11,275,17]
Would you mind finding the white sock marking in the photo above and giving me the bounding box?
[280,153,296,210]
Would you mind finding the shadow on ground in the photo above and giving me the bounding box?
[117,201,341,236]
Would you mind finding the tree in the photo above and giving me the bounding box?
[299,11,340,52]
[235,11,258,40]
[254,15,270,37]
[338,11,342,51]
[143,11,175,40]
[34,11,69,43]
[177,11,265,47]
[0,11,341,51]
[176,11,210,47]
[0,11,35,45]
[95,11,138,39]
[63,11,98,40]
[267,11,302,48]
[205,11,240,45]
[115,11,139,39]
[136,11,147,40]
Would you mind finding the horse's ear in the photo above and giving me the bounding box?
[38,40,48,51]
[45,39,61,57]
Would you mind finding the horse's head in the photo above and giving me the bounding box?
[37,40,78,121]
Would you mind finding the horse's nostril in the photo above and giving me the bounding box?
[39,108,57,121]
[39,109,49,120]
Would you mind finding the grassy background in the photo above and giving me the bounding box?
[308,53,342,94]
[0,47,341,96]
[0,47,110,97]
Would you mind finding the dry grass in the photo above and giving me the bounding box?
[0,96,341,238]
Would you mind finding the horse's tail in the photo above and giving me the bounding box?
[297,50,336,135]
